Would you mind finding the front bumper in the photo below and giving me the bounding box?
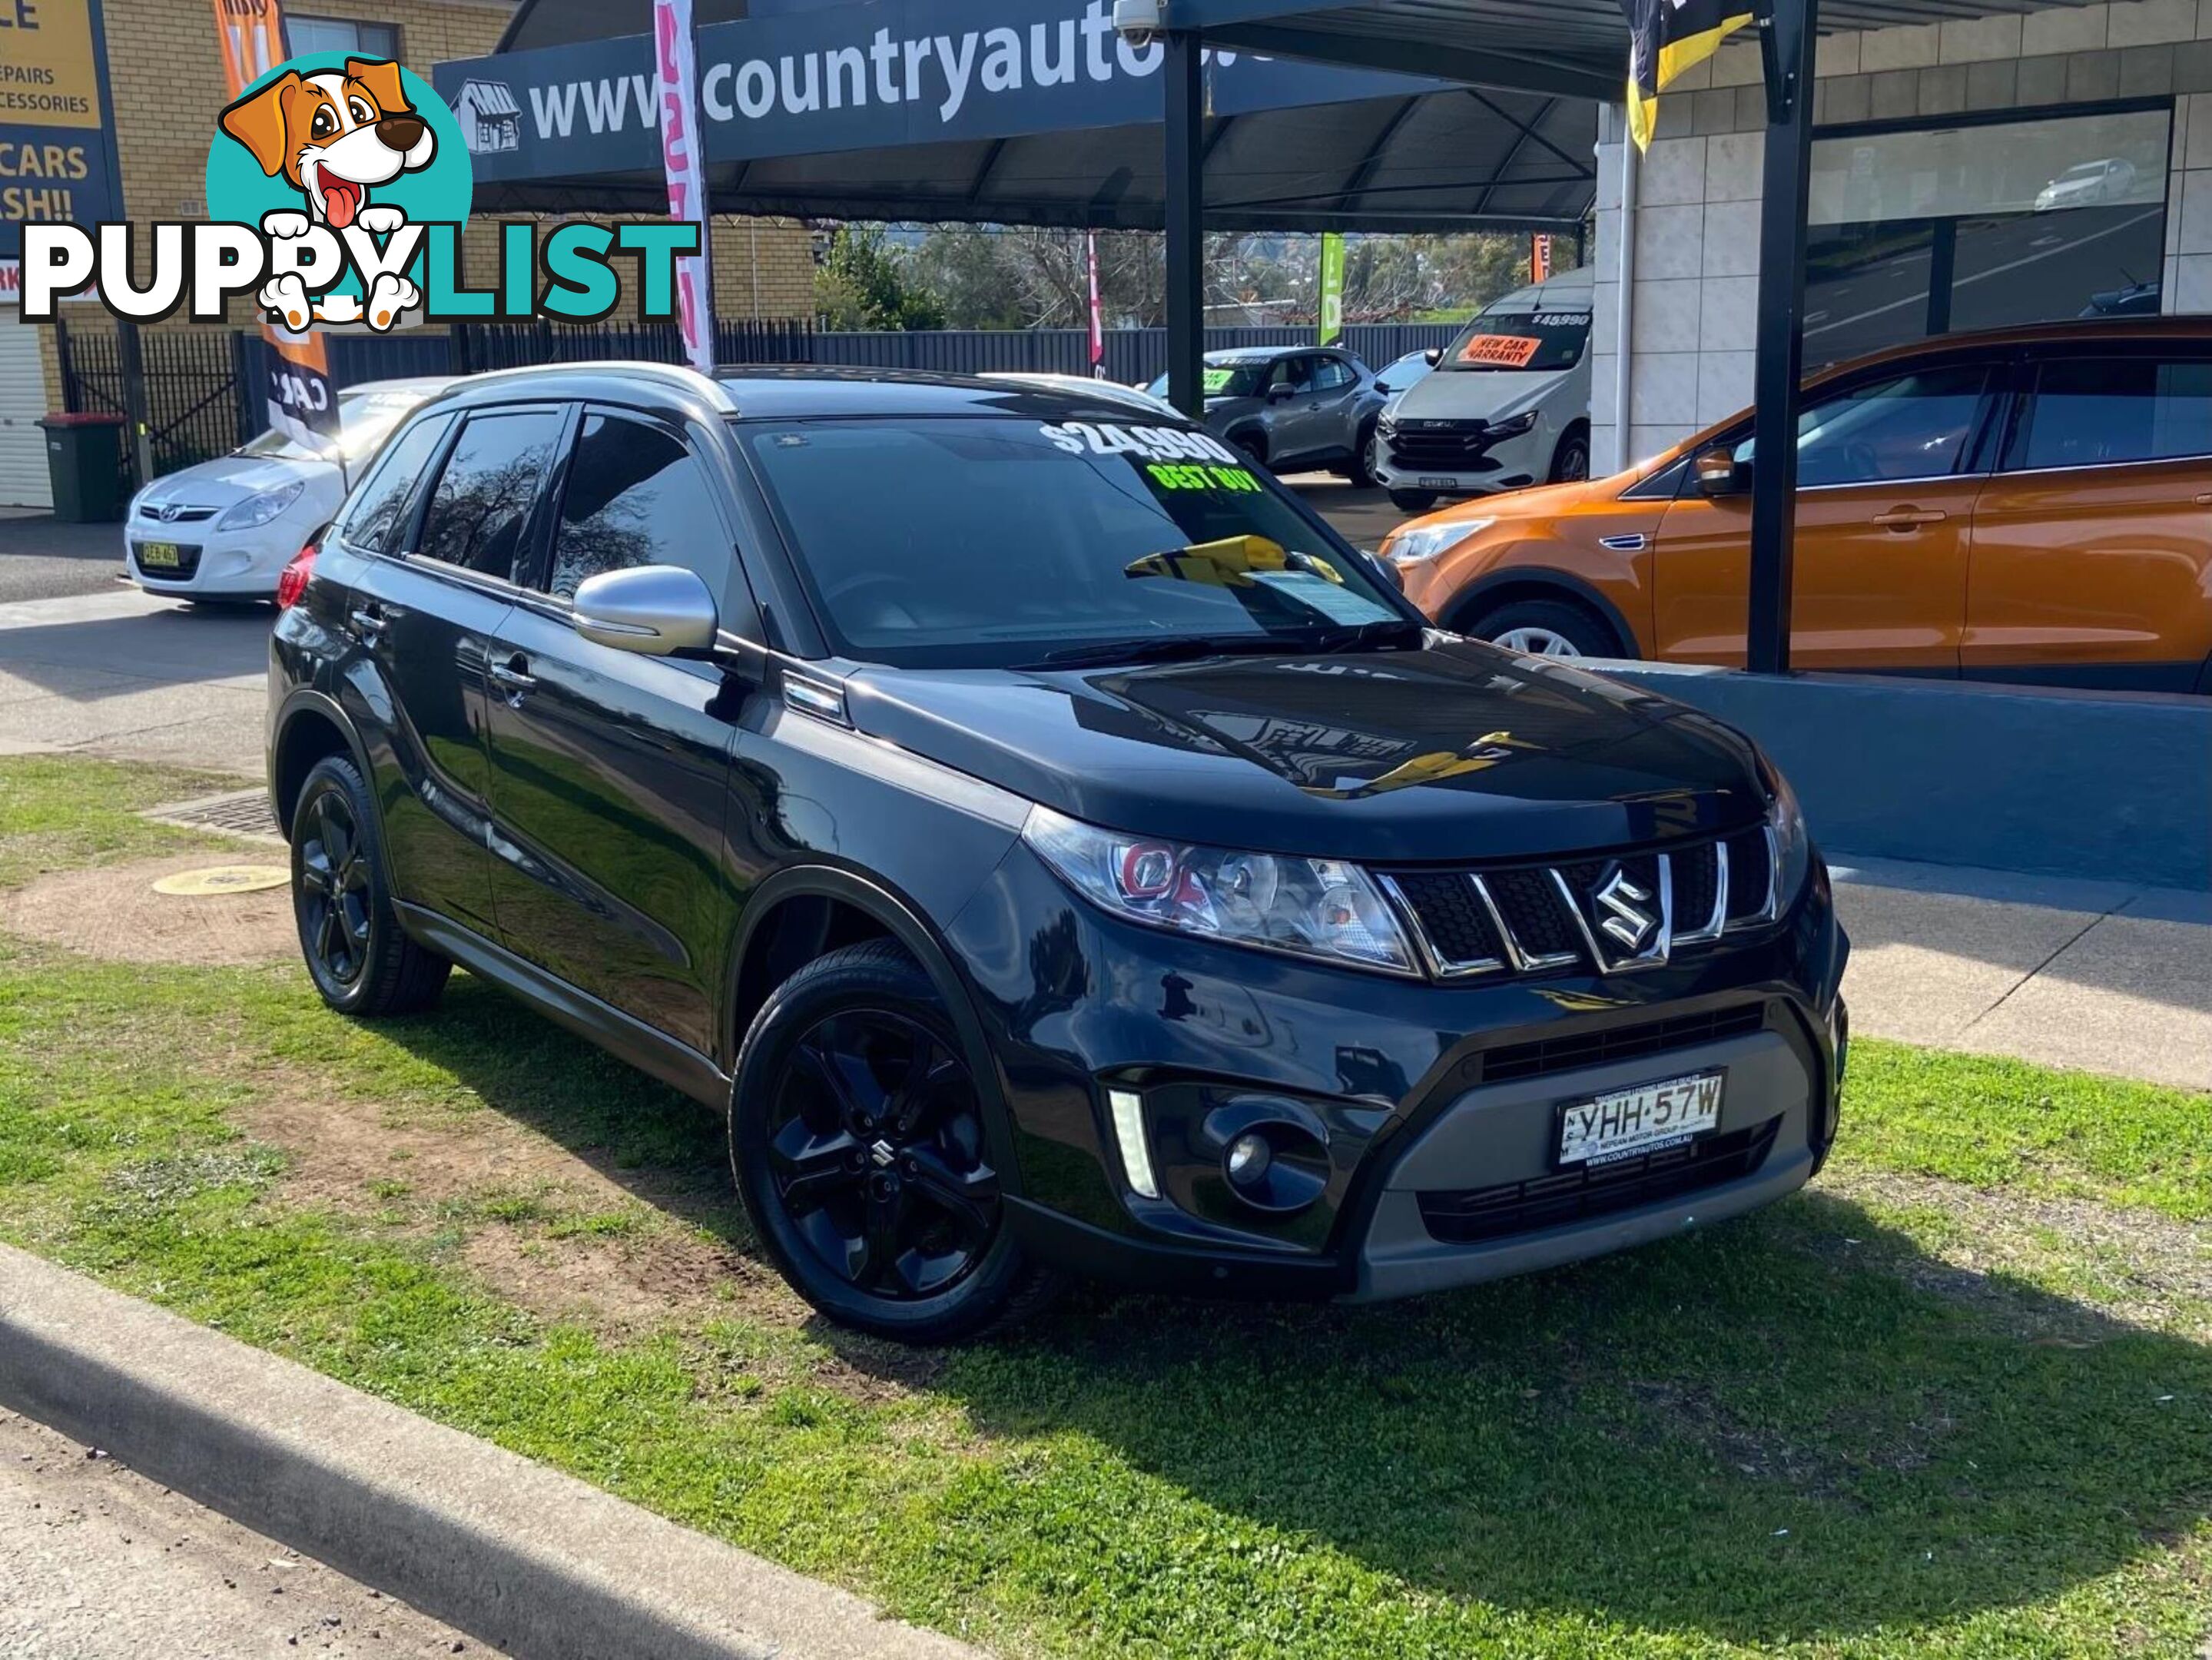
[124,521,298,597]
[947,845,1849,1303]
[1374,422,1550,497]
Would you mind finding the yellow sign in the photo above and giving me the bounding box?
[0,0,106,131]
[151,865,291,896]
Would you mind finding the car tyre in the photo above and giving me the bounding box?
[1467,596,1621,661]
[1549,424,1591,484]
[290,754,451,1016]
[730,938,1061,1343]
[1348,417,1381,489]
[1229,430,1268,467]
[1388,489,1438,513]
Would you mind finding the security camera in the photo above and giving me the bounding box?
[1113,0,1164,47]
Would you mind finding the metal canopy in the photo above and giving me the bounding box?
[466,89,1593,232]
[457,0,1594,231]
[1180,0,2108,98]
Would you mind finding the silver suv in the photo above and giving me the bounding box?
[1146,346,1387,483]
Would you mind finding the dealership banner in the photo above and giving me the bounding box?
[1318,231,1345,344]
[205,0,342,450]
[436,0,1442,184]
[0,0,124,267]
[652,0,715,375]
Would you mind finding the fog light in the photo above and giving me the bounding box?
[1225,1131,1272,1187]
[1106,1087,1159,1200]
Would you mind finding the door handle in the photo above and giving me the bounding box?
[489,654,537,702]
[1872,507,1947,530]
[347,605,384,643]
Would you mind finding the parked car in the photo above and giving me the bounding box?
[267,362,1847,1342]
[1382,319,2212,692]
[1143,344,1387,483]
[1374,347,1439,397]
[124,378,456,601]
[1371,267,1595,513]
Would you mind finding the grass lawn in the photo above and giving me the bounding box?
[2,755,2208,1658]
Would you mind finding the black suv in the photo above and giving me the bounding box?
[267,364,1848,1342]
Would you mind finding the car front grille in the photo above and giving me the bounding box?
[1378,828,1778,981]
[1381,420,1502,473]
[1478,1001,1769,1086]
[136,503,219,523]
[1415,1114,1783,1243]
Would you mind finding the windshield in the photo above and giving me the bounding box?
[1144,360,1272,400]
[1438,305,1590,373]
[237,391,428,463]
[741,416,1410,669]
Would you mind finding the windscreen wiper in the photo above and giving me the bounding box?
[1015,634,1295,671]
[1306,618,1428,654]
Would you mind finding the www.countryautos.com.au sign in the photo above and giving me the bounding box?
[436,0,1439,181]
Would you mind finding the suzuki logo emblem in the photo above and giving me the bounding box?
[1593,868,1657,951]
[869,1138,896,1168]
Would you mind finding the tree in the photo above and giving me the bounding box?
[814,226,947,330]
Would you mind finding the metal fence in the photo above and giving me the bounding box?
[62,317,1469,480]
[56,324,257,482]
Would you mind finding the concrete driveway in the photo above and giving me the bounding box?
[0,587,270,778]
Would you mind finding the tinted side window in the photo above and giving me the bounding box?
[2012,357,2212,470]
[1314,357,1355,390]
[546,414,729,601]
[416,410,565,581]
[1735,367,1988,486]
[339,413,453,553]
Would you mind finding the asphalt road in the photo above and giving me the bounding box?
[0,1408,497,1660]
[0,512,135,606]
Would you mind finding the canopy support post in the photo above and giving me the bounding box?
[1164,31,1206,419]
[1746,0,1819,676]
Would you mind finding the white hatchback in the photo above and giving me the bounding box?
[124,377,455,600]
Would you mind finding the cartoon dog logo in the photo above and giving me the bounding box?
[219,58,433,330]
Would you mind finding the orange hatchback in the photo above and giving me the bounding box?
[1383,320,2212,693]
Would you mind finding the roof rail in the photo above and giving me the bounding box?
[463,358,740,414]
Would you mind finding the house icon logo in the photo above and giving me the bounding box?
[456,79,522,154]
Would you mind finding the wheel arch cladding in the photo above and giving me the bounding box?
[1444,568,1637,656]
[725,864,1028,1198]
[271,695,372,839]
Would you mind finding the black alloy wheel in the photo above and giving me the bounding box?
[297,788,372,989]
[731,939,1057,1341]
[288,754,451,1016]
[768,1008,999,1301]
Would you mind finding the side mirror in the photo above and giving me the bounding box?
[1693,447,1748,497]
[1266,381,1297,403]
[1422,347,1442,367]
[572,564,718,656]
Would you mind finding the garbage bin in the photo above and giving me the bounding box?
[39,412,128,523]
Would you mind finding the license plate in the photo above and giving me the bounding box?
[1416,475,1458,490]
[1557,1071,1724,1168]
[136,541,182,569]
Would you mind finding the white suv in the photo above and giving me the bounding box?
[1371,267,1593,513]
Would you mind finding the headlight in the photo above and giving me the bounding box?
[216,480,305,531]
[1385,517,1492,565]
[1022,805,1418,975]
[1485,410,1540,439]
[1762,757,1812,911]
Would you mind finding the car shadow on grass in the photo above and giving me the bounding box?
[376,978,2212,1649]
